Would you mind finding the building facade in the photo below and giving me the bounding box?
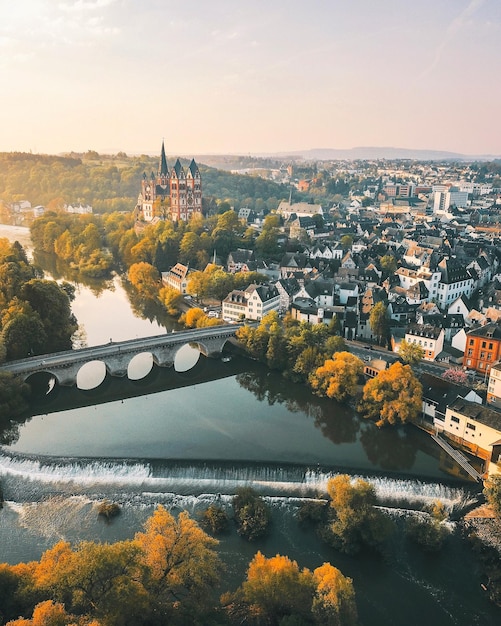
[463,323,501,375]
[136,141,202,222]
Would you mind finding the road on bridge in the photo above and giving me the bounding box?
[0,324,242,376]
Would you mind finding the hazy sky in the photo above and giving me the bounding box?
[1,0,500,156]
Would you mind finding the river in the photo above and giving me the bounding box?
[0,227,499,625]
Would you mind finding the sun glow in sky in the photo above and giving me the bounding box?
[1,0,500,156]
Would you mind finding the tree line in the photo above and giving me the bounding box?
[235,312,423,428]
[0,151,292,214]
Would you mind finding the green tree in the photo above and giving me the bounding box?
[369,301,389,346]
[405,500,450,553]
[380,254,397,277]
[20,279,78,352]
[359,361,422,427]
[232,488,271,541]
[325,475,393,554]
[340,235,353,251]
[398,339,424,365]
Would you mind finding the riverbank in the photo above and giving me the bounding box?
[0,223,31,248]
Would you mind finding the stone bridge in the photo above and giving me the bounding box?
[0,325,241,387]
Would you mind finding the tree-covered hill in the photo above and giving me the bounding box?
[0,151,292,214]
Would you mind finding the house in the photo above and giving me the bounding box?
[364,358,389,378]
[416,313,464,342]
[65,203,93,215]
[279,253,313,277]
[226,249,256,273]
[338,282,359,305]
[436,257,474,310]
[442,398,501,475]
[420,373,482,428]
[222,283,280,322]
[276,201,323,220]
[487,362,501,408]
[447,295,471,322]
[275,277,301,312]
[463,322,501,375]
[404,323,445,361]
[162,263,190,294]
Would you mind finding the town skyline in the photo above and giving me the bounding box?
[1,0,501,157]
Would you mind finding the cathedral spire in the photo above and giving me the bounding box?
[159,140,168,177]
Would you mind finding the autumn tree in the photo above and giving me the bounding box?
[134,505,222,618]
[32,540,147,626]
[157,285,183,316]
[221,553,357,626]
[484,473,501,518]
[310,352,363,402]
[127,262,160,300]
[312,562,358,626]
[369,301,388,346]
[325,475,393,554]
[359,361,422,427]
[398,339,424,365]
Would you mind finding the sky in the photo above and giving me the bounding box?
[1,0,500,157]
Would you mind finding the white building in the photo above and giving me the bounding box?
[436,258,474,310]
[222,284,280,322]
[487,362,501,408]
[442,398,501,476]
[404,323,444,361]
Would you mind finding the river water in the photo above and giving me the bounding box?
[0,229,499,625]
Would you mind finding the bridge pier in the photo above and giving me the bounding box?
[0,326,240,387]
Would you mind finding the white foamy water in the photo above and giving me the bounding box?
[0,450,478,513]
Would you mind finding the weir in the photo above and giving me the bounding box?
[0,450,480,514]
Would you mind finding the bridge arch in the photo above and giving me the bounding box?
[0,325,241,387]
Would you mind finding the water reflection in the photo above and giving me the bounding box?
[76,361,107,390]
[359,423,417,470]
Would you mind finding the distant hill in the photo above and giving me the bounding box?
[267,146,501,161]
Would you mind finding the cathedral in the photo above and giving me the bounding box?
[136,141,202,222]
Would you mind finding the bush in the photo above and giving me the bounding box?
[201,503,229,535]
[405,500,450,552]
[97,500,121,521]
[233,488,271,541]
[297,500,328,527]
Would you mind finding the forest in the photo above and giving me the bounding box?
[0,151,293,215]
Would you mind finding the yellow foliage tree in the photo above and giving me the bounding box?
[312,562,358,626]
[133,506,222,610]
[310,351,364,402]
[127,262,160,300]
[359,361,422,427]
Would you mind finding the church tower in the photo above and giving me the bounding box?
[136,142,202,222]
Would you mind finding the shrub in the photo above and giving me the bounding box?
[233,488,271,541]
[201,503,229,535]
[97,500,121,521]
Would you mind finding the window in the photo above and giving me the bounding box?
[451,416,460,424]
[466,423,476,431]
[480,352,486,359]
[467,349,473,356]
[489,343,493,350]
[482,341,486,348]
[469,339,474,346]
